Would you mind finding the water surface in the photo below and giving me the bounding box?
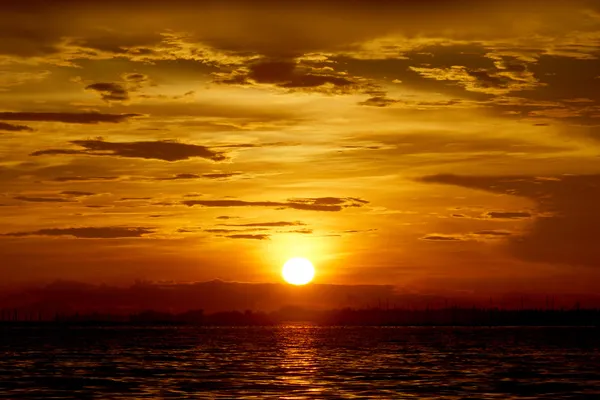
[1,326,599,399]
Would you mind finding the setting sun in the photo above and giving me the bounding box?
[282,258,315,285]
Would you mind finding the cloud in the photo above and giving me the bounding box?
[340,229,378,234]
[421,230,511,242]
[484,211,532,219]
[358,96,399,107]
[202,172,244,179]
[183,197,368,212]
[0,70,51,89]
[122,72,150,85]
[14,195,72,203]
[0,112,141,124]
[285,228,313,234]
[85,82,129,101]
[216,58,357,92]
[419,173,600,267]
[3,227,154,239]
[450,210,533,220]
[84,73,151,102]
[52,176,119,182]
[153,172,243,181]
[0,1,592,69]
[31,140,225,162]
[410,60,542,95]
[420,234,467,241]
[221,221,306,227]
[473,230,512,236]
[0,122,33,132]
[225,234,270,240]
[215,142,296,149]
[290,197,369,205]
[206,228,267,233]
[59,191,96,197]
[120,197,152,201]
[154,173,200,181]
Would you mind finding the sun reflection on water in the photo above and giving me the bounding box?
[275,324,325,398]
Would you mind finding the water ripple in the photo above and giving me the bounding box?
[0,326,599,399]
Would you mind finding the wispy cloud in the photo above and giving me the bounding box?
[3,227,155,239]
[31,140,225,162]
[0,112,141,124]
[183,197,368,212]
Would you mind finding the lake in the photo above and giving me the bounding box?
[1,326,599,399]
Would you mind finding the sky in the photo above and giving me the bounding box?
[2,0,600,303]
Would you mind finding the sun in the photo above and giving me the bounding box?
[282,257,315,285]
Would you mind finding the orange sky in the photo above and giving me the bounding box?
[2,0,600,297]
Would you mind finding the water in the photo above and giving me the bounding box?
[1,326,599,399]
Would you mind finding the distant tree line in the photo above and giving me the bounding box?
[1,306,599,326]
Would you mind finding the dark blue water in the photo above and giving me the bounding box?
[1,326,599,399]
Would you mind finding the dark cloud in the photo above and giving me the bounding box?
[225,234,270,240]
[217,216,237,220]
[72,32,164,56]
[217,58,355,90]
[202,172,244,179]
[60,191,95,197]
[183,197,368,212]
[484,211,532,219]
[289,197,368,206]
[358,96,399,107]
[421,230,511,242]
[154,173,200,181]
[155,172,244,180]
[221,221,306,227]
[31,140,226,162]
[52,176,118,182]
[0,112,141,124]
[419,173,600,267]
[3,227,154,239]
[85,82,129,101]
[206,228,267,234]
[420,234,466,241]
[467,69,512,89]
[285,228,313,234]
[341,229,377,234]
[151,201,177,206]
[14,196,72,203]
[0,122,33,132]
[409,56,540,95]
[122,73,149,84]
[341,145,383,150]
